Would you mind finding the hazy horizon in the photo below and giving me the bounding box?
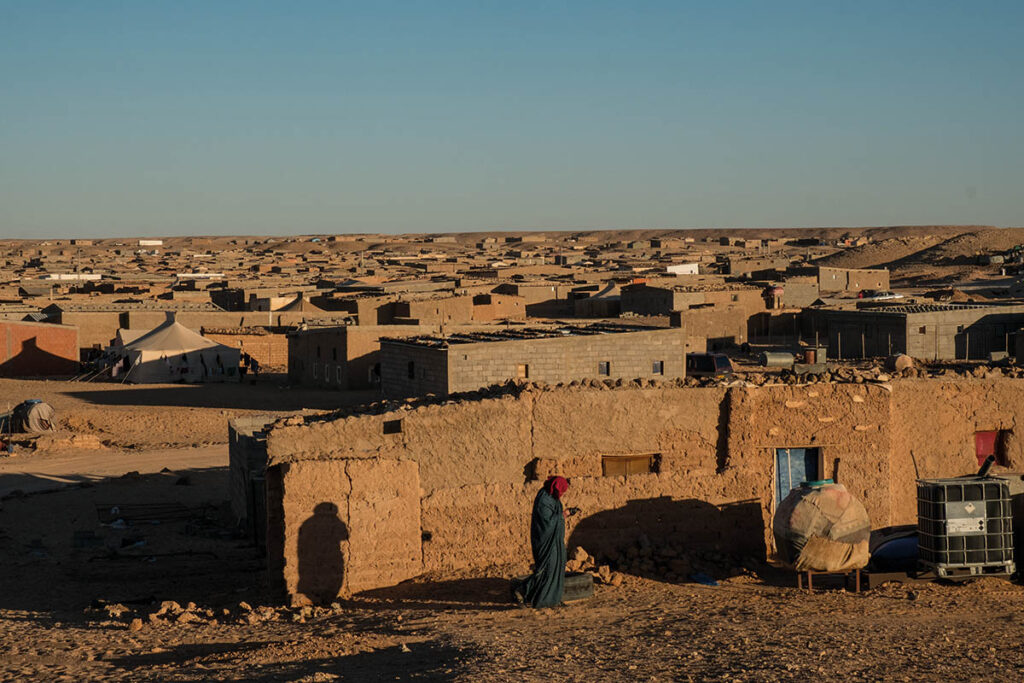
[3,2,1023,239]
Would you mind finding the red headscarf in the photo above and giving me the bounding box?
[543,476,569,499]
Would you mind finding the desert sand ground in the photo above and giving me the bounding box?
[3,377,1024,681]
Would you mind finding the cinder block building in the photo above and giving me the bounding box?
[288,324,438,390]
[621,283,766,317]
[379,324,687,397]
[804,303,1024,360]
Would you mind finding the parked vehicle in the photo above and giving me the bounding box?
[686,353,733,378]
[858,289,904,301]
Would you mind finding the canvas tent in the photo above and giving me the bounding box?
[116,317,240,383]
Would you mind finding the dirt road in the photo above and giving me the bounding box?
[0,444,226,497]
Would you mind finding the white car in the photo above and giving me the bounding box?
[858,290,904,301]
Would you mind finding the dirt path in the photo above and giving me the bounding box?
[0,445,227,497]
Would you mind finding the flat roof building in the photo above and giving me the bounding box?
[804,302,1024,360]
[379,323,686,397]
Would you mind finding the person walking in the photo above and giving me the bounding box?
[513,476,571,608]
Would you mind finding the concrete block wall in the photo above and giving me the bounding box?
[447,328,686,393]
[380,341,448,397]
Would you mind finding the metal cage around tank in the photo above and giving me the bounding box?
[916,477,1015,578]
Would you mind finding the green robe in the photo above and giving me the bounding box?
[518,489,566,608]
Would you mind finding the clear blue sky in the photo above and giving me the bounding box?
[2,1,1022,238]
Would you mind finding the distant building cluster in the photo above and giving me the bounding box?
[0,230,1022,382]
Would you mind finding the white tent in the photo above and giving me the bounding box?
[116,317,240,383]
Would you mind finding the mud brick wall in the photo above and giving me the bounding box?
[725,383,894,552]
[470,294,526,321]
[420,473,765,575]
[272,458,421,603]
[228,415,275,527]
[288,324,436,390]
[205,331,289,370]
[58,311,122,350]
[264,380,1024,598]
[396,296,475,324]
[890,380,1024,524]
[818,267,889,293]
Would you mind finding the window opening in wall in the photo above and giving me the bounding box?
[517,363,529,379]
[601,453,658,477]
[336,365,343,383]
[918,326,927,334]
[407,361,415,379]
[774,447,821,505]
[312,361,318,379]
[332,347,337,361]
[652,360,664,375]
[323,365,330,383]
[598,361,611,376]
[316,345,321,359]
[383,419,403,434]
[976,430,1009,467]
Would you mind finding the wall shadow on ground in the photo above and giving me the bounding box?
[352,577,517,612]
[568,497,767,581]
[107,638,468,681]
[0,467,267,614]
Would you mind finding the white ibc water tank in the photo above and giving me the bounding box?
[772,480,871,572]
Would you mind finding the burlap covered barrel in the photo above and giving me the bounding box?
[772,481,871,572]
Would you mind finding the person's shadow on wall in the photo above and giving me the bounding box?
[297,502,349,604]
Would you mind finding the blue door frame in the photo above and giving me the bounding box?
[775,448,821,505]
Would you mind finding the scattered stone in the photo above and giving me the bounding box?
[103,603,131,619]
[156,601,181,617]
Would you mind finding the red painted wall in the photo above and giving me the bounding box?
[0,321,79,376]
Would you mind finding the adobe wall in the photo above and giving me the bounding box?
[204,330,289,370]
[263,379,1024,601]
[818,267,889,293]
[59,311,122,350]
[725,383,894,551]
[270,458,422,602]
[288,324,437,390]
[889,380,1024,524]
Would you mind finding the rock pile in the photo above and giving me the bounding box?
[572,536,758,585]
[566,546,624,587]
[85,599,347,630]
